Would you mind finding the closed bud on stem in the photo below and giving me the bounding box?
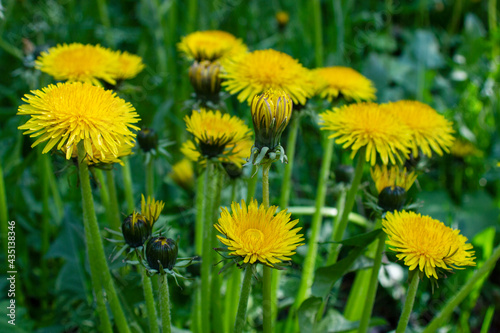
[122,212,151,248]
[378,186,407,212]
[146,236,178,272]
[137,128,159,152]
[189,60,222,99]
[371,165,417,213]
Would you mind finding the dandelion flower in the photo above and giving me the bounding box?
[35,43,119,85]
[184,109,251,158]
[383,100,455,157]
[221,49,315,105]
[319,103,412,165]
[111,51,145,80]
[383,211,475,279]
[276,11,290,28]
[181,137,253,168]
[313,66,376,102]
[17,82,140,161]
[215,199,305,267]
[64,139,133,166]
[371,165,417,194]
[169,159,195,190]
[141,194,165,226]
[178,30,247,62]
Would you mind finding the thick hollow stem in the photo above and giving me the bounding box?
[159,274,172,333]
[358,233,386,333]
[225,266,242,332]
[106,169,121,230]
[396,272,420,333]
[261,162,273,333]
[121,156,135,213]
[279,114,300,209]
[294,136,334,309]
[246,165,259,202]
[233,267,253,333]
[195,171,205,255]
[140,263,160,333]
[327,148,366,264]
[77,143,131,333]
[146,157,155,198]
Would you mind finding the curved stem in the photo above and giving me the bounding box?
[396,272,420,333]
[422,243,500,333]
[140,261,160,333]
[159,274,172,333]
[294,136,334,309]
[77,143,131,333]
[358,232,386,333]
[233,266,253,333]
[279,114,300,209]
[261,162,273,333]
[121,156,135,213]
[327,147,366,265]
[106,169,121,230]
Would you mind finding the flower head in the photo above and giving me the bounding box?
[319,103,411,165]
[181,137,253,168]
[178,30,247,62]
[169,159,195,190]
[275,11,290,28]
[111,51,145,80]
[383,211,475,279]
[184,109,251,158]
[64,139,133,166]
[122,212,151,248]
[221,49,315,105]
[141,195,165,226]
[383,100,455,157]
[17,82,140,162]
[189,60,222,97]
[313,66,376,102]
[35,43,119,86]
[371,165,417,194]
[215,199,304,267]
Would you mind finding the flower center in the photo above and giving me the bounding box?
[243,228,264,246]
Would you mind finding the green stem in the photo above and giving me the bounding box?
[280,114,300,209]
[39,152,51,308]
[201,161,217,333]
[422,243,500,333]
[159,274,172,333]
[0,160,7,255]
[261,162,273,333]
[247,165,259,202]
[140,262,160,333]
[146,157,155,197]
[211,170,225,333]
[77,143,131,333]
[312,0,323,67]
[95,169,110,212]
[106,169,121,230]
[294,136,334,309]
[225,266,242,332]
[396,272,420,333]
[233,267,253,333]
[327,147,366,265]
[195,171,205,255]
[358,233,386,333]
[121,157,135,213]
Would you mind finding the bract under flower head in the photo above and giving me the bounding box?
[177,30,247,62]
[215,199,304,267]
[17,82,140,162]
[319,103,412,166]
[184,109,251,158]
[35,43,119,86]
[313,66,376,102]
[221,49,315,105]
[383,211,475,279]
[383,100,455,157]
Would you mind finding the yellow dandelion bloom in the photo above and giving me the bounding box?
[450,139,482,158]
[370,165,417,194]
[141,195,165,226]
[319,103,412,166]
[215,199,305,266]
[221,49,315,105]
[169,159,195,190]
[251,88,293,149]
[177,30,247,62]
[17,82,140,161]
[64,139,133,166]
[111,51,145,80]
[181,137,253,168]
[184,109,251,158]
[276,11,290,27]
[383,211,475,279]
[313,66,377,102]
[383,100,455,157]
[35,43,119,86]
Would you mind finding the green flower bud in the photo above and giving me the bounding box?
[122,213,151,248]
[189,60,222,98]
[137,128,159,152]
[146,236,178,271]
[378,186,406,212]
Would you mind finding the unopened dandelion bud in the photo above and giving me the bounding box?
[223,162,243,179]
[378,186,407,212]
[122,212,151,248]
[249,89,292,165]
[146,236,178,272]
[276,11,290,30]
[189,60,222,98]
[137,128,159,152]
[371,165,417,212]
